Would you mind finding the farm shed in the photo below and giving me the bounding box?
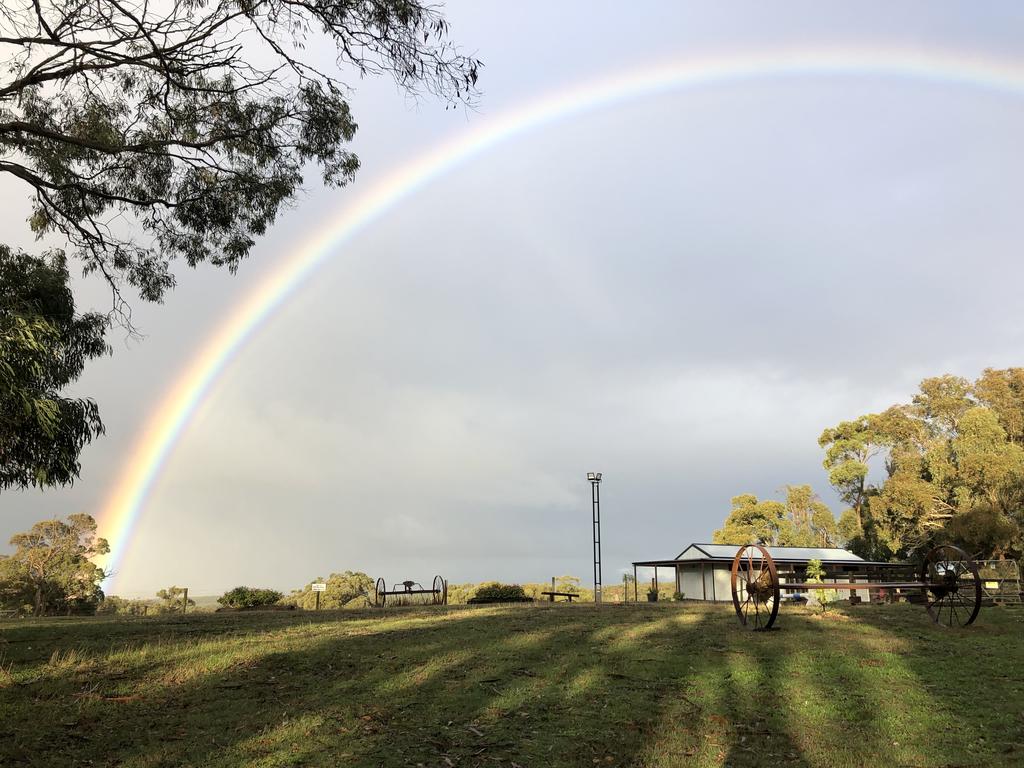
[632,543,896,602]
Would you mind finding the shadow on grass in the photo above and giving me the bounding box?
[1,602,1021,767]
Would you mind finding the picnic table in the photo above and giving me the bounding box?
[541,591,579,603]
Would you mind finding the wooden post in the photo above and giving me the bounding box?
[633,565,638,602]
[315,590,321,611]
[182,587,188,614]
[550,576,556,602]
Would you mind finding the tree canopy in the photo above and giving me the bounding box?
[0,247,108,490]
[819,368,1024,561]
[712,485,839,548]
[0,0,480,311]
[0,1,478,489]
[1,512,108,615]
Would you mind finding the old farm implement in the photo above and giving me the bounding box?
[373,576,448,607]
[730,544,983,631]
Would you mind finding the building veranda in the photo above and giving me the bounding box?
[631,543,914,603]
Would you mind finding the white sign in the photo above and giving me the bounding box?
[311,583,327,592]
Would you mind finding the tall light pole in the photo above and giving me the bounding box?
[587,472,603,604]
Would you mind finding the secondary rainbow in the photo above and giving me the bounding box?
[97,46,1024,588]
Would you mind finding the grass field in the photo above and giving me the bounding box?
[1,602,1022,768]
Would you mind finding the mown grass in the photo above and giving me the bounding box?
[0,602,1022,767]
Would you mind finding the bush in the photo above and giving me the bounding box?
[468,583,531,603]
[97,596,152,616]
[217,586,283,609]
[805,559,837,612]
[280,572,374,610]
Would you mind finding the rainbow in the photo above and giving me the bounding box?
[97,46,1024,589]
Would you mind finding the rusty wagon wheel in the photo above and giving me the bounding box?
[433,575,447,606]
[374,577,386,608]
[921,545,982,628]
[731,544,780,631]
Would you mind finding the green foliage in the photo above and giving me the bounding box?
[284,571,373,610]
[156,586,194,613]
[0,247,108,490]
[552,575,582,594]
[820,368,1024,560]
[0,555,32,615]
[0,2,479,486]
[445,577,596,604]
[0,1,479,309]
[218,586,283,610]
[806,559,825,581]
[96,596,152,616]
[1,514,108,615]
[468,583,529,603]
[713,486,839,547]
[804,559,837,612]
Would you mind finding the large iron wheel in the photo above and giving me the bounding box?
[433,575,447,606]
[921,545,982,628]
[731,544,780,631]
[374,577,386,608]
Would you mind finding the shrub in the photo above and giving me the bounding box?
[97,596,152,616]
[217,586,283,609]
[805,559,837,612]
[468,583,530,603]
[279,572,374,610]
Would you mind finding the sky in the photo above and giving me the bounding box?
[4,1,1024,597]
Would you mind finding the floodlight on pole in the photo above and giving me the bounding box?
[588,472,603,604]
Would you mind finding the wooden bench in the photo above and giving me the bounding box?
[540,591,579,603]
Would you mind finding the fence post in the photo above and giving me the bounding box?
[182,587,188,614]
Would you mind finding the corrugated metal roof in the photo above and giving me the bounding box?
[675,543,864,562]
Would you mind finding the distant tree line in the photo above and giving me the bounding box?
[714,368,1024,562]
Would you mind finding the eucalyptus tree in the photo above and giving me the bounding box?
[0,247,108,490]
[821,370,1024,560]
[712,487,839,548]
[0,0,480,310]
[0,1,479,488]
[4,513,109,615]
